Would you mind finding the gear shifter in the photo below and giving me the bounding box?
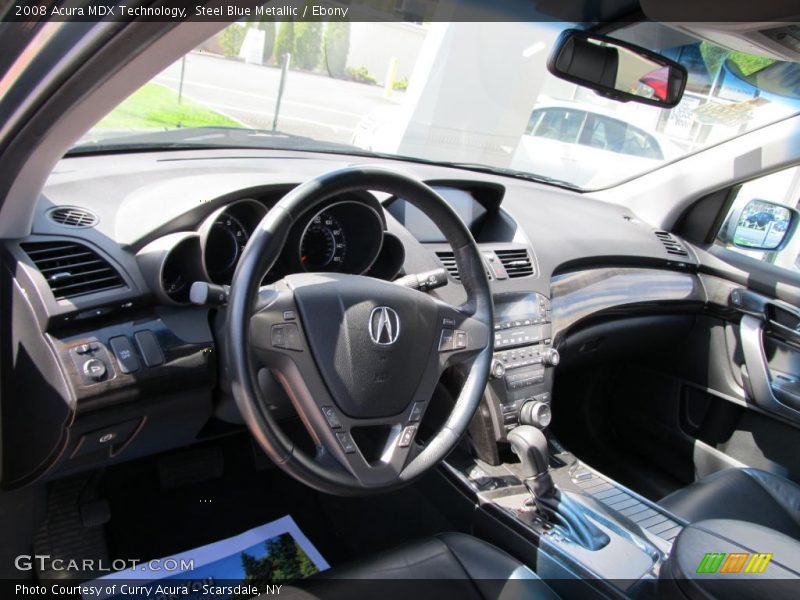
[508,425,610,550]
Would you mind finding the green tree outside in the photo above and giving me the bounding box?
[294,23,323,70]
[323,22,350,78]
[274,22,295,65]
[218,24,247,58]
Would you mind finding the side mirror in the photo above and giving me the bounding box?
[547,29,688,108]
[731,199,798,251]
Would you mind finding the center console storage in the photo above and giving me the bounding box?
[660,519,800,599]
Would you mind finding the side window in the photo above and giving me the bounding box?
[579,114,609,149]
[531,108,584,143]
[579,115,663,159]
[579,115,628,153]
[525,109,544,135]
[621,127,663,160]
[716,166,800,273]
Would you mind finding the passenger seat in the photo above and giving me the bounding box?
[658,468,800,540]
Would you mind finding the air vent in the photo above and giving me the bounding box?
[47,207,98,228]
[496,249,534,278]
[435,250,461,280]
[654,231,689,257]
[21,241,125,300]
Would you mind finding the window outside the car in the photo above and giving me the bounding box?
[72,21,800,191]
[528,108,585,142]
[578,114,663,159]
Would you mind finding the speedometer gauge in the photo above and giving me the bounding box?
[300,212,346,270]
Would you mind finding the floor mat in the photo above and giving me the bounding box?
[102,435,459,568]
[85,515,328,600]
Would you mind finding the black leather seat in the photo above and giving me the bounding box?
[659,468,800,540]
[276,532,559,600]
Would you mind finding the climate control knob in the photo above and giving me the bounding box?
[490,359,506,379]
[519,401,552,429]
[542,348,560,367]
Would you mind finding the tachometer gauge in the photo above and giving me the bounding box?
[300,212,346,270]
[162,264,186,298]
[206,213,249,283]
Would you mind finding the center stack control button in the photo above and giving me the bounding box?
[491,359,506,379]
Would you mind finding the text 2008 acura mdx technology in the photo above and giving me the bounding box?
[2,1,800,598]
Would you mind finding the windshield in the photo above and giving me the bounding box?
[73,21,800,191]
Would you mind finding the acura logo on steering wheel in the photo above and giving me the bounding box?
[369,306,401,345]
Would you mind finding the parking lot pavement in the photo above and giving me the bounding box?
[154,52,403,144]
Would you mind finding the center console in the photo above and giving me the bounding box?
[445,440,686,599]
[486,292,557,441]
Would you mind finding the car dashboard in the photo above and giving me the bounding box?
[0,148,703,488]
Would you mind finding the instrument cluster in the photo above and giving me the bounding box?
[137,193,397,305]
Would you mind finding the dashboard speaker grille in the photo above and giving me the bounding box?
[47,207,98,228]
[654,231,689,257]
[21,241,125,300]
[496,249,534,278]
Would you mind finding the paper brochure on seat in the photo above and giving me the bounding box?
[83,515,329,600]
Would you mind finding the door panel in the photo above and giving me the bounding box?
[596,307,800,494]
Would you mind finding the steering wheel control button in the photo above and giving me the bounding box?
[272,323,303,351]
[408,402,424,422]
[321,406,342,429]
[134,330,164,367]
[439,328,466,351]
[439,328,455,351]
[335,431,356,454]
[271,324,286,347]
[454,330,467,349]
[282,310,296,320]
[108,336,140,374]
[82,358,107,382]
[284,323,302,350]
[398,425,417,448]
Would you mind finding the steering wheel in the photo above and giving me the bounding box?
[226,166,493,495]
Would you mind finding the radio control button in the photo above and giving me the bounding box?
[491,359,506,379]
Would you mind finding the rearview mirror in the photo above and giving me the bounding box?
[733,199,797,251]
[547,29,688,108]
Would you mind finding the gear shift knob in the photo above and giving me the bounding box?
[508,425,554,498]
[508,425,550,478]
[508,426,611,551]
